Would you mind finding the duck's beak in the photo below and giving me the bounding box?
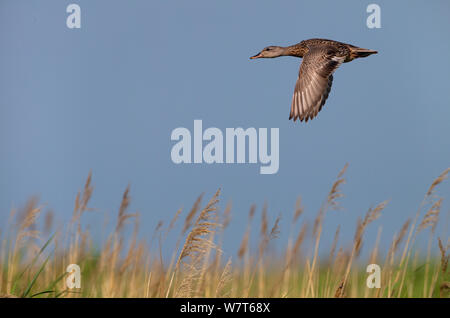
[250,52,262,59]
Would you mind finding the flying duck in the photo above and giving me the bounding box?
[250,38,377,122]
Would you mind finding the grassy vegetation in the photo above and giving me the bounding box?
[0,165,448,298]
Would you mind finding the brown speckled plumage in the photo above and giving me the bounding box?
[250,38,377,122]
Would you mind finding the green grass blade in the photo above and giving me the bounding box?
[11,233,55,294]
[21,252,52,298]
[55,289,82,298]
[30,290,55,298]
[55,289,68,298]
[44,271,69,298]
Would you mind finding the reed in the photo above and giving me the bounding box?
[0,167,448,298]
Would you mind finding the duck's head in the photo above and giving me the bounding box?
[250,46,285,59]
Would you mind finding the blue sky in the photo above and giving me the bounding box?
[1,0,449,257]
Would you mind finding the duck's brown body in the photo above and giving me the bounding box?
[284,38,375,62]
[250,38,377,122]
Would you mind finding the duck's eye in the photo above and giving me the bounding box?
[265,47,271,51]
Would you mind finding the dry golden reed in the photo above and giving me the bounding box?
[0,166,449,298]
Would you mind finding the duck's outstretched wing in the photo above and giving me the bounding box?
[289,46,345,122]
